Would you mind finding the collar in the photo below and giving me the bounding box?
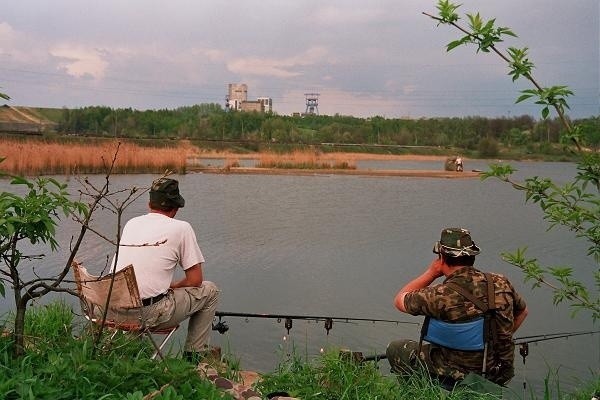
[443,266,477,283]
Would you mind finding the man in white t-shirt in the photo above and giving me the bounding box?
[113,177,219,359]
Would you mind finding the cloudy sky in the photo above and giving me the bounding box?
[1,1,598,119]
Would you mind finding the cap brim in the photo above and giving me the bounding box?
[174,195,185,208]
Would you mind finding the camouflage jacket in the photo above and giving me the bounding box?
[404,266,527,383]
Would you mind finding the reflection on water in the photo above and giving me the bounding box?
[0,161,596,394]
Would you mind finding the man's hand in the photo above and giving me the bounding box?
[426,258,446,280]
[394,258,446,313]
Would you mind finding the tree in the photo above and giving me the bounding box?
[0,144,148,356]
[0,168,88,356]
[426,0,599,320]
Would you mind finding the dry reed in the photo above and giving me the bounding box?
[256,150,356,170]
[0,138,193,176]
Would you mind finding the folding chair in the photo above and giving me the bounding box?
[72,261,178,360]
[418,316,489,375]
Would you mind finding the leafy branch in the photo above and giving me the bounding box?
[424,0,578,150]
[426,0,599,320]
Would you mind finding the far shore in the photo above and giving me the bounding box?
[192,151,450,162]
[189,151,482,178]
[187,165,482,178]
[0,136,482,176]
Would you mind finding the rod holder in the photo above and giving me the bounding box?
[324,318,333,335]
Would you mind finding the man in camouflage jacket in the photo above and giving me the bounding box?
[387,228,528,386]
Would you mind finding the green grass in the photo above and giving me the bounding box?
[257,348,599,400]
[1,302,597,399]
[33,107,64,123]
[0,302,232,400]
[257,349,504,400]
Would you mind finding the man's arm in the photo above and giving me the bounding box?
[512,306,528,332]
[394,258,445,313]
[171,263,203,288]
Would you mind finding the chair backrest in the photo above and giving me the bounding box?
[72,261,142,321]
[422,316,486,351]
[418,274,497,376]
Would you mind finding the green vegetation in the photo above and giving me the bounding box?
[4,302,598,400]
[0,168,88,356]
[426,0,599,320]
[0,302,231,399]
[258,350,495,400]
[23,103,594,161]
[1,1,598,395]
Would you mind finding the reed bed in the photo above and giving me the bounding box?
[0,138,193,175]
[256,150,356,170]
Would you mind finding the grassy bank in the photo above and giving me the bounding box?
[1,302,598,399]
[1,302,228,399]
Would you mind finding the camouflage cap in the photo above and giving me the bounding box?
[433,227,480,257]
[149,178,185,208]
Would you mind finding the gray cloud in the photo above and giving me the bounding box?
[1,0,598,118]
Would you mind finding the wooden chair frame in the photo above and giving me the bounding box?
[72,261,178,360]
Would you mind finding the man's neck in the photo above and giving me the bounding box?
[443,265,471,278]
[149,208,177,218]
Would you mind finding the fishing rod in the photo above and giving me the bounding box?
[212,310,417,335]
[514,330,600,345]
[362,330,600,365]
[514,330,600,364]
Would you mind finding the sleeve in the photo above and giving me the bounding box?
[179,222,205,270]
[512,287,527,315]
[497,275,527,315]
[403,285,445,318]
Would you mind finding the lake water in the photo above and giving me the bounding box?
[1,159,598,396]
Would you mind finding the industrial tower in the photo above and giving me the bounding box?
[304,93,320,115]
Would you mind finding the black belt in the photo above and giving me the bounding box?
[142,292,167,306]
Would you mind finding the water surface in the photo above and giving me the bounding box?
[1,160,597,395]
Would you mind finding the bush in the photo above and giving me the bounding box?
[478,137,500,158]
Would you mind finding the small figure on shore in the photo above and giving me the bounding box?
[113,177,220,360]
[387,227,528,388]
[444,156,464,172]
[455,156,463,171]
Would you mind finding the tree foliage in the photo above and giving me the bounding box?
[0,141,149,357]
[53,104,599,156]
[0,163,88,355]
[428,0,600,320]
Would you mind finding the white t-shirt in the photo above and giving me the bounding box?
[113,213,205,299]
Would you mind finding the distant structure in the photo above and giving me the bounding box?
[257,97,272,113]
[304,93,320,115]
[226,83,248,111]
[226,84,272,113]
